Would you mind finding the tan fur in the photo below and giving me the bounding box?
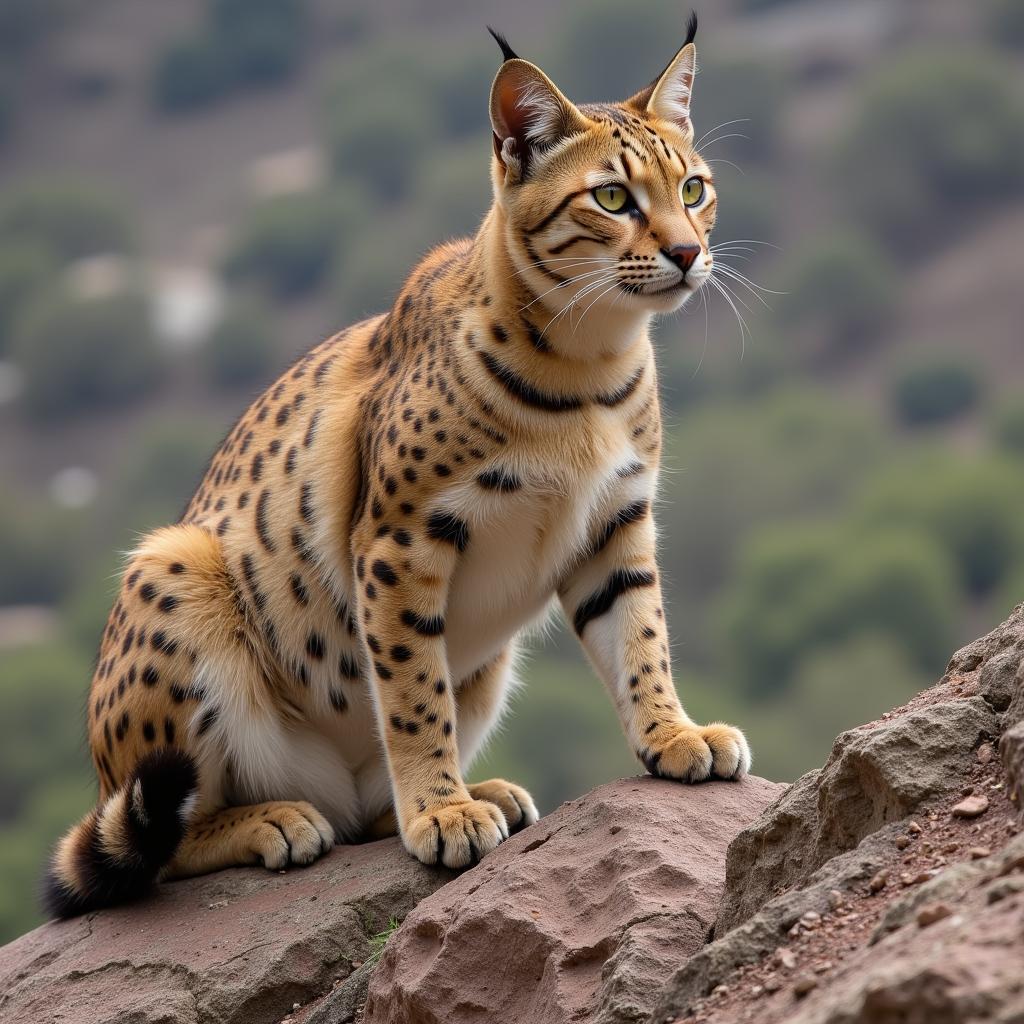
[64,29,750,885]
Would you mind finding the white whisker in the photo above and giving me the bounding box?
[694,118,750,150]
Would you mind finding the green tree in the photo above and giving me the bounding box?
[0,241,59,354]
[202,298,277,390]
[0,497,80,605]
[151,35,230,113]
[0,181,133,262]
[892,356,982,427]
[717,524,957,698]
[223,192,350,300]
[992,399,1024,457]
[836,51,1024,255]
[856,455,1024,597]
[13,290,162,421]
[779,230,896,358]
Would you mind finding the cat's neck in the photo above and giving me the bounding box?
[474,205,651,362]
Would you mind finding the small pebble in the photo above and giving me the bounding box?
[970,846,992,860]
[750,985,764,997]
[977,742,994,765]
[813,960,833,974]
[775,947,797,970]
[711,984,729,997]
[764,976,782,993]
[793,976,818,998]
[952,794,990,819]
[916,902,953,928]
[908,821,922,835]
[869,869,889,893]
[895,835,911,850]
[827,889,844,910]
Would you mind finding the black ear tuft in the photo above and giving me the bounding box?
[685,10,698,46]
[487,26,520,63]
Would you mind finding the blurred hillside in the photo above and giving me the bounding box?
[0,0,1023,941]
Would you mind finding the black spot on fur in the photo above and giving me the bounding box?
[477,468,521,493]
[372,560,398,586]
[401,610,445,636]
[426,511,469,552]
[573,568,657,636]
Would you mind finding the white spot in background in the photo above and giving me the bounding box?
[247,146,325,199]
[0,361,24,405]
[66,254,132,300]
[50,466,99,508]
[151,265,223,352]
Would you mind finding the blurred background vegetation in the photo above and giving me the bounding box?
[0,0,1022,942]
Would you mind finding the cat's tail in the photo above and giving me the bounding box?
[41,748,199,919]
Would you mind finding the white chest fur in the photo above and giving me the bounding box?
[444,425,652,681]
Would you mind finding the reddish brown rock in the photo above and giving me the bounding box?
[363,775,785,1024]
[0,839,454,1024]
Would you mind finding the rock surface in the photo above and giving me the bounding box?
[650,604,1024,1024]
[362,776,784,1024]
[3,606,1023,1024]
[0,838,455,1024]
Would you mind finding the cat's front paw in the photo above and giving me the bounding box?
[403,800,509,869]
[642,722,751,782]
[468,778,539,834]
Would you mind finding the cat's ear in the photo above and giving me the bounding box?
[627,12,698,136]
[488,45,586,182]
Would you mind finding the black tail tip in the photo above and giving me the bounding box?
[132,747,199,823]
[40,748,199,921]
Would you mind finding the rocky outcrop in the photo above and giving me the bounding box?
[362,776,783,1024]
[0,778,781,1024]
[0,838,456,1024]
[649,604,1024,1024]
[2,606,1022,1024]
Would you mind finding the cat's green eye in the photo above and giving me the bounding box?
[681,176,705,207]
[593,185,630,213]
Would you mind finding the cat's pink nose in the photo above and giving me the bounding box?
[666,244,701,275]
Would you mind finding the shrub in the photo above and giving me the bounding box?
[210,0,308,87]
[13,289,161,421]
[151,34,229,113]
[717,524,957,698]
[0,181,133,262]
[152,0,308,113]
[202,298,277,389]
[779,230,895,357]
[112,416,224,530]
[658,391,883,662]
[0,241,59,355]
[223,192,345,299]
[0,498,78,605]
[993,399,1024,456]
[324,94,439,201]
[0,0,64,58]
[836,51,1024,254]
[892,357,982,426]
[856,455,1024,596]
[988,0,1024,49]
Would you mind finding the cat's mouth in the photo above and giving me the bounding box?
[645,273,707,297]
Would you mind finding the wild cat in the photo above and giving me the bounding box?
[45,14,750,918]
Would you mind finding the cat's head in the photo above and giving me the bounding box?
[488,14,715,318]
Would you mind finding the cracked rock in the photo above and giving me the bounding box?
[362,775,783,1024]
